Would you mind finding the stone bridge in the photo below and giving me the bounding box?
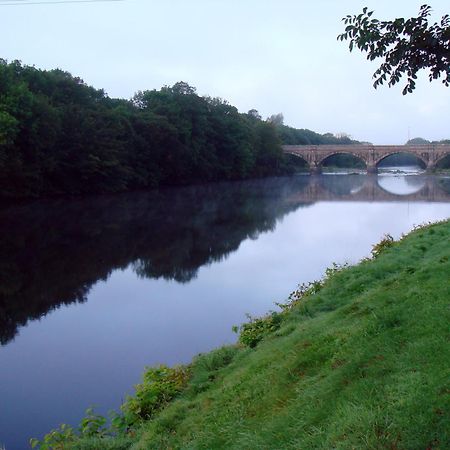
[282,144,450,174]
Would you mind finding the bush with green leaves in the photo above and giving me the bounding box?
[277,263,348,313]
[121,365,190,425]
[30,424,76,449]
[30,365,190,448]
[237,312,283,348]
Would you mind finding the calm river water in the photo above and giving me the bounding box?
[1,172,450,449]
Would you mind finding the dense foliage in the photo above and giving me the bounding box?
[406,137,450,145]
[0,60,356,199]
[338,5,450,94]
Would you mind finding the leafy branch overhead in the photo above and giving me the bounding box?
[338,5,450,94]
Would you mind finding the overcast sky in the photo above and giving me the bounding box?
[1,0,449,144]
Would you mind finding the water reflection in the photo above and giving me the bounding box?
[438,177,450,194]
[288,174,450,203]
[0,177,311,345]
[1,174,450,449]
[378,174,427,195]
[1,174,449,346]
[319,174,366,195]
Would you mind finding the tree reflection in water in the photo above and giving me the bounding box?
[1,173,449,345]
[0,176,311,345]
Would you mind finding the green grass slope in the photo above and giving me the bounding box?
[60,221,450,450]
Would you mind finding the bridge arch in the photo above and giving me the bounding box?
[375,152,427,169]
[435,153,450,169]
[319,152,367,170]
[284,152,310,169]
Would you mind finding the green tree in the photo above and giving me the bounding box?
[338,5,450,94]
[0,60,298,198]
[253,121,283,175]
[406,137,431,145]
[0,110,18,145]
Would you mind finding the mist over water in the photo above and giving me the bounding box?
[1,173,450,449]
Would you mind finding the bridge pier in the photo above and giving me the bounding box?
[310,166,322,175]
[367,165,378,175]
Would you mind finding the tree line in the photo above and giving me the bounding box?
[0,60,357,199]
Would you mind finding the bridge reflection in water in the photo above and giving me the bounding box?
[287,174,450,203]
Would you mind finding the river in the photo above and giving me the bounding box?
[1,171,450,449]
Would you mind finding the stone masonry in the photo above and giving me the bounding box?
[282,144,450,174]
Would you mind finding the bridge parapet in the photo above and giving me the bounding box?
[282,144,450,174]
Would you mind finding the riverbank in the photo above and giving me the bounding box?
[33,220,450,449]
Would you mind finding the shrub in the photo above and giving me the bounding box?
[30,365,190,448]
[121,365,190,425]
[238,312,283,348]
[30,424,76,449]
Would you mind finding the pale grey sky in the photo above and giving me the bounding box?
[1,0,449,144]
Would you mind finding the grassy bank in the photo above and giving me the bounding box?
[35,220,450,449]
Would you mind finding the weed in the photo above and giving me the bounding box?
[277,262,348,312]
[122,365,190,425]
[79,407,108,437]
[236,262,350,349]
[30,365,190,448]
[238,312,283,348]
[277,280,322,311]
[371,233,394,258]
[30,424,76,449]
